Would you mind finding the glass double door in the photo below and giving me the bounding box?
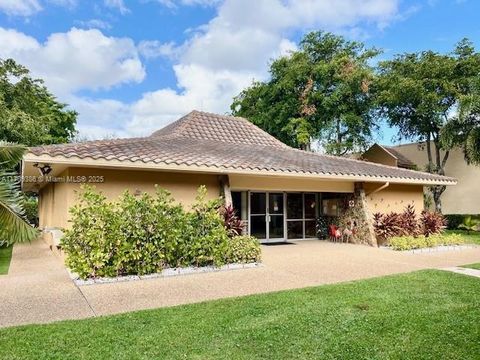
[250,192,284,242]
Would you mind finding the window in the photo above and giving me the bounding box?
[321,193,348,217]
[286,193,319,239]
[232,191,248,220]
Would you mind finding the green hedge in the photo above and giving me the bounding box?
[389,233,465,251]
[61,186,261,279]
[444,214,480,230]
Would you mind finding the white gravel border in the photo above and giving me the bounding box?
[380,244,477,254]
[68,262,262,286]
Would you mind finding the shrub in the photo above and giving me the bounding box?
[458,216,480,234]
[61,187,121,279]
[316,216,331,239]
[443,214,480,230]
[62,185,255,279]
[184,186,229,267]
[226,235,261,263]
[400,204,419,236]
[420,211,446,236]
[389,233,464,251]
[221,204,244,237]
[373,212,404,244]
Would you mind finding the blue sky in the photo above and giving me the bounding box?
[0,0,479,145]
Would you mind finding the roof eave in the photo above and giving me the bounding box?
[23,153,457,188]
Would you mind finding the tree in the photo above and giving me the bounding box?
[0,58,77,146]
[0,142,38,246]
[231,31,380,155]
[441,76,480,165]
[375,39,480,213]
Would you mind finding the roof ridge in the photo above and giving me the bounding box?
[29,136,151,151]
[375,144,400,161]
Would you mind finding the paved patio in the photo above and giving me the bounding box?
[1,239,479,328]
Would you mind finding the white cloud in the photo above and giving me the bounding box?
[123,0,401,137]
[76,18,112,30]
[0,0,41,16]
[67,96,133,139]
[0,0,404,139]
[0,27,145,96]
[138,40,178,60]
[104,0,129,15]
[152,0,220,8]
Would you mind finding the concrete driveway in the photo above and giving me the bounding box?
[1,239,480,328]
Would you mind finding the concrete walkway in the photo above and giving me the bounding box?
[1,239,480,328]
[441,266,480,278]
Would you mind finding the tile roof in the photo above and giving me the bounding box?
[381,145,416,169]
[27,110,456,184]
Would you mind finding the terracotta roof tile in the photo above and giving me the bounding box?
[27,110,456,184]
[382,146,417,169]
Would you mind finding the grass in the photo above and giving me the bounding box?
[445,229,480,244]
[0,246,13,275]
[461,263,480,270]
[1,270,480,359]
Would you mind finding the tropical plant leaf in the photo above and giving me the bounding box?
[0,170,38,246]
[0,141,27,169]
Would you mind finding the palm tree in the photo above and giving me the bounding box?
[0,142,38,246]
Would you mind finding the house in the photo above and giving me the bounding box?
[22,111,455,246]
[361,142,479,215]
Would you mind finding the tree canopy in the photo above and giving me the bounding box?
[441,66,480,166]
[375,39,480,212]
[231,31,380,155]
[0,58,77,147]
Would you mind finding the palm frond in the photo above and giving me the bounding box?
[0,170,38,246]
[0,142,27,169]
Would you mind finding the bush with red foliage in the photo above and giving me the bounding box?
[373,212,404,244]
[221,205,244,238]
[400,204,419,236]
[420,211,447,237]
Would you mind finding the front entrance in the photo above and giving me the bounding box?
[233,190,347,243]
[249,192,285,243]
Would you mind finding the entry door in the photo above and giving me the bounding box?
[250,192,285,242]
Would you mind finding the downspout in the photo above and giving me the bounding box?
[366,182,390,196]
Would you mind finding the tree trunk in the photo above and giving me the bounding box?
[431,185,446,213]
[335,118,341,155]
[428,134,449,213]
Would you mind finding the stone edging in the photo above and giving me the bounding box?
[380,244,477,254]
[68,262,262,286]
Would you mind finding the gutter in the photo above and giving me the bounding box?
[366,182,390,196]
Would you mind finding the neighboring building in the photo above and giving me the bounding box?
[22,111,455,245]
[361,142,480,215]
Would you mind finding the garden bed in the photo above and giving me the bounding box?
[61,186,262,280]
[69,262,262,286]
[381,244,476,253]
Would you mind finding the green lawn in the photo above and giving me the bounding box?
[445,229,480,244]
[0,246,13,275]
[461,263,480,270]
[1,270,479,360]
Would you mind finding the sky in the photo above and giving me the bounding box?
[0,0,479,145]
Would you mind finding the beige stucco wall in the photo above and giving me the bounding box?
[230,174,355,192]
[361,144,397,167]
[38,170,72,230]
[365,183,424,214]
[391,143,480,214]
[38,167,222,229]
[37,166,426,231]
